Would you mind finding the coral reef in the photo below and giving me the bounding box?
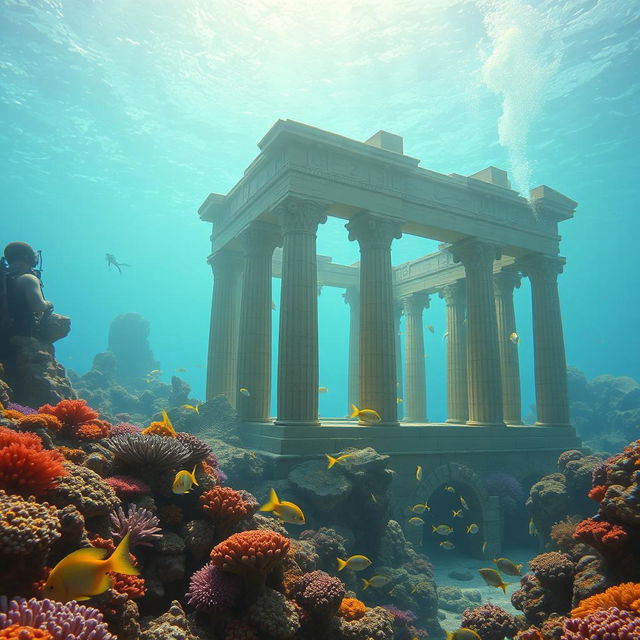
[185,563,242,612]
[562,606,640,640]
[109,504,162,547]
[461,603,518,640]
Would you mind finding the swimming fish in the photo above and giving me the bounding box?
[411,503,430,514]
[529,518,538,536]
[445,628,481,640]
[408,517,424,527]
[426,324,435,334]
[239,388,251,397]
[493,557,523,576]
[370,493,377,504]
[466,523,479,534]
[175,367,187,373]
[183,404,200,414]
[350,404,382,424]
[42,532,139,602]
[396,397,404,403]
[444,485,455,493]
[482,541,487,554]
[318,386,329,393]
[259,488,305,525]
[416,465,422,481]
[509,332,520,344]
[443,331,449,340]
[361,575,391,589]
[160,410,177,436]
[479,568,509,593]
[432,525,453,535]
[460,496,469,510]
[337,555,372,572]
[148,369,161,377]
[172,465,199,494]
[440,541,455,550]
[326,452,355,469]
[452,509,463,518]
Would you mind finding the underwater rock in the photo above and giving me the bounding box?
[140,600,210,640]
[437,586,481,613]
[288,459,352,512]
[108,313,159,386]
[448,569,474,581]
[202,438,264,489]
[168,376,190,407]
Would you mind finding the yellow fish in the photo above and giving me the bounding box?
[361,575,391,589]
[42,533,139,602]
[509,332,520,344]
[482,541,487,554]
[172,465,199,494]
[479,568,509,593]
[411,503,430,514]
[350,404,381,424]
[416,465,422,481]
[493,557,523,576]
[452,509,463,518]
[444,485,455,493]
[408,517,424,527]
[239,388,251,397]
[318,386,329,393]
[466,524,479,534]
[148,369,161,376]
[432,525,453,535]
[160,410,177,436]
[337,555,371,572]
[425,324,435,334]
[259,488,305,525]
[445,628,481,640]
[183,404,200,414]
[326,452,355,469]
[370,493,377,504]
[460,496,469,510]
[440,541,455,550]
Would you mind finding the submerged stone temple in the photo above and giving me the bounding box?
[199,120,580,553]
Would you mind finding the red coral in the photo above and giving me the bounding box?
[105,475,150,497]
[17,414,63,432]
[199,487,252,539]
[0,443,67,496]
[0,625,54,640]
[0,425,43,450]
[109,572,145,599]
[587,485,606,502]
[38,399,98,428]
[573,518,629,555]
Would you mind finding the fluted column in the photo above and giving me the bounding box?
[206,249,243,403]
[346,212,402,426]
[518,254,570,427]
[343,286,360,416]
[440,281,468,423]
[450,238,504,426]
[275,198,327,425]
[494,270,523,424]
[394,299,404,417]
[402,292,429,422]
[236,222,281,422]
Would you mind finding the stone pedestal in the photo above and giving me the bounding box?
[402,293,428,422]
[519,254,570,427]
[343,286,360,416]
[275,198,327,425]
[236,223,281,422]
[450,239,504,426]
[346,212,402,426]
[494,270,523,424]
[440,281,468,424]
[206,250,243,403]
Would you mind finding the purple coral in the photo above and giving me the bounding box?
[176,432,212,464]
[108,422,141,437]
[291,570,345,618]
[0,596,113,640]
[381,605,418,624]
[109,504,162,547]
[6,403,37,415]
[462,603,518,640]
[486,472,525,502]
[562,607,640,640]
[185,563,242,612]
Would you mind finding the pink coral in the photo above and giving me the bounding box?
[291,570,345,618]
[561,607,640,640]
[185,563,242,612]
[104,476,150,497]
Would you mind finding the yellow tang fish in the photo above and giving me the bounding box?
[42,533,139,602]
[444,485,455,493]
[479,568,509,593]
[452,509,463,518]
[337,555,372,572]
[239,388,251,397]
[432,525,453,535]
[350,405,381,424]
[183,404,200,414]
[493,557,523,576]
[318,386,329,393]
[160,410,177,436]
[445,628,481,640]
[460,495,469,510]
[408,517,424,527]
[440,541,455,550]
[259,488,305,525]
[509,332,520,344]
[172,465,199,494]
[466,523,479,534]
[326,452,355,469]
[416,465,422,481]
[148,369,161,376]
[361,575,391,589]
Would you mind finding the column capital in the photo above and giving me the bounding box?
[240,221,281,255]
[274,197,327,235]
[208,248,244,276]
[401,292,430,316]
[449,238,501,269]
[493,269,521,297]
[346,212,403,249]
[343,286,359,307]
[439,280,466,306]
[518,253,565,284]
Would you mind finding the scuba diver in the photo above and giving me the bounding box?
[105,253,131,274]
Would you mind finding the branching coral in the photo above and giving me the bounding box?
[109,504,162,547]
[562,607,640,640]
[104,433,191,470]
[185,563,242,612]
[462,603,518,640]
[570,582,640,617]
[247,588,300,639]
[199,487,252,538]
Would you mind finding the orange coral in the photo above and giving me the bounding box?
[588,485,607,502]
[0,442,67,497]
[55,446,87,464]
[2,410,25,421]
[0,625,53,640]
[38,399,98,427]
[571,582,640,618]
[338,597,367,621]
[74,419,111,440]
[210,530,290,578]
[110,572,146,599]
[141,421,176,437]
[0,425,42,450]
[17,413,63,432]
[199,487,252,538]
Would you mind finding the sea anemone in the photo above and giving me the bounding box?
[571,582,640,618]
[104,433,191,470]
[38,400,99,428]
[0,426,42,450]
[185,563,242,612]
[109,504,162,547]
[0,443,67,497]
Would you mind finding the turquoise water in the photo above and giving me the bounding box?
[1,0,638,420]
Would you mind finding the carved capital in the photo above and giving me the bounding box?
[346,212,403,250]
[274,197,327,235]
[208,249,244,277]
[401,292,430,317]
[439,280,466,306]
[493,269,521,297]
[449,238,501,270]
[240,221,281,256]
[343,286,359,307]
[518,253,565,285]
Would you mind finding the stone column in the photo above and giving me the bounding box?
[275,198,327,425]
[518,254,570,427]
[346,212,402,426]
[206,249,243,403]
[343,286,360,416]
[235,222,281,422]
[439,281,468,424]
[494,269,523,425]
[450,238,504,426]
[402,292,429,422]
[393,299,404,417]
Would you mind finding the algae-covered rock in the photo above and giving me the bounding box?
[288,459,352,512]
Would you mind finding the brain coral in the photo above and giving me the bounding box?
[199,487,252,538]
[571,582,640,618]
[562,607,640,640]
[104,433,191,470]
[0,490,60,556]
[210,530,290,579]
[247,588,300,639]
[0,597,113,640]
[529,552,575,585]
[185,563,242,612]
